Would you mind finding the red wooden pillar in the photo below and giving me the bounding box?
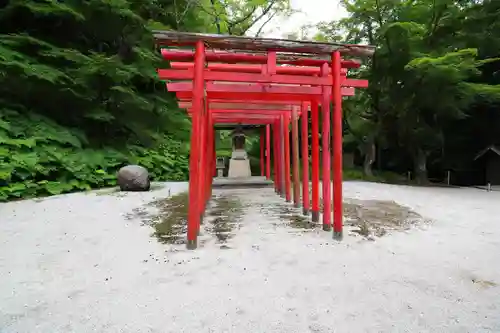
[206,116,214,201]
[213,127,217,177]
[321,63,332,231]
[279,115,286,197]
[301,102,310,215]
[260,128,265,177]
[311,100,320,222]
[198,99,207,228]
[332,51,343,240]
[284,113,291,202]
[291,108,300,207]
[186,40,205,250]
[266,124,271,180]
[273,122,279,192]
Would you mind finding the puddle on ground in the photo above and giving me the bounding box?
[147,192,189,245]
[260,202,320,231]
[260,197,427,238]
[206,195,243,243]
[125,191,243,246]
[343,199,427,239]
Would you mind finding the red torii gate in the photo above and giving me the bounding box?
[154,31,374,249]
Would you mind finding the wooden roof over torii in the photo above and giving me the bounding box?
[155,31,374,129]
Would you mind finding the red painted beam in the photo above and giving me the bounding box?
[170,62,350,75]
[161,49,361,68]
[212,113,279,120]
[168,82,356,98]
[180,101,295,111]
[158,69,369,88]
[176,91,328,102]
[187,109,300,116]
[214,119,276,124]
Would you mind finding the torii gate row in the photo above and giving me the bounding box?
[185,109,302,207]
[163,59,355,245]
[154,31,375,249]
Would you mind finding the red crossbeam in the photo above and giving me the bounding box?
[170,62,349,75]
[180,102,294,111]
[187,109,299,115]
[158,69,368,87]
[167,82,356,97]
[161,49,361,68]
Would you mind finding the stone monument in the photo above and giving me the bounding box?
[227,127,252,178]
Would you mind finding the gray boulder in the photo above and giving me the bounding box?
[117,165,150,191]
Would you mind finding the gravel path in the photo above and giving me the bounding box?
[1,181,499,333]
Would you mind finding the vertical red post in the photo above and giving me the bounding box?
[260,128,265,177]
[321,63,332,231]
[291,108,300,207]
[332,51,343,240]
[273,122,279,192]
[266,124,271,180]
[279,115,286,197]
[284,113,292,202]
[311,100,320,222]
[213,127,217,177]
[186,40,205,250]
[301,102,310,215]
[197,98,207,228]
[206,116,214,201]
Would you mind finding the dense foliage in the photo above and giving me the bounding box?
[313,0,500,184]
[0,0,202,200]
[2,0,499,201]
[0,0,290,200]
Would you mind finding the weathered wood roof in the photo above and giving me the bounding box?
[153,31,375,58]
[474,145,500,160]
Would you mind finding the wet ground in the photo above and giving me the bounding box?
[130,187,429,249]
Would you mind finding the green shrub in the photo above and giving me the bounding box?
[0,109,188,201]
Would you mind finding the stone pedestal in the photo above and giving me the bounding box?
[228,149,251,178]
[227,128,251,178]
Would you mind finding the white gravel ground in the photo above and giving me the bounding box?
[1,181,500,333]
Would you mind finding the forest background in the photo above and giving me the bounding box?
[0,0,499,201]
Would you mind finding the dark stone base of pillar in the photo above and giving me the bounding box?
[302,208,309,216]
[186,239,197,250]
[322,224,332,232]
[333,231,343,241]
[311,211,319,222]
[294,202,300,208]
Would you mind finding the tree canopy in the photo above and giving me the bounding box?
[314,0,500,183]
[1,0,499,201]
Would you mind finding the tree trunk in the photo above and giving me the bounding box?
[414,148,428,185]
[363,141,376,177]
